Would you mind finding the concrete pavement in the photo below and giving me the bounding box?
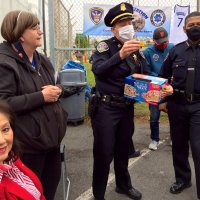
[55,121,196,200]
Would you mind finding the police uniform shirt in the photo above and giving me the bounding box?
[143,43,174,77]
[159,41,200,92]
[92,37,147,96]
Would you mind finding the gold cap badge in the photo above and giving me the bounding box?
[120,3,126,11]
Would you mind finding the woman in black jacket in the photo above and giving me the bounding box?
[0,10,68,200]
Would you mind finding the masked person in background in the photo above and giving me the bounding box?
[90,2,148,200]
[0,10,68,200]
[159,11,200,200]
[143,27,174,150]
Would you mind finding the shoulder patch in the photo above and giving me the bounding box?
[176,41,186,47]
[139,50,146,60]
[97,42,109,53]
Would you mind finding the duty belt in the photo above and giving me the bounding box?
[99,94,133,105]
[186,93,200,102]
[174,89,200,103]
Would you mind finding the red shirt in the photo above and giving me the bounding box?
[0,158,45,200]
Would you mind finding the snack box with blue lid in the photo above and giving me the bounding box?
[124,73,168,105]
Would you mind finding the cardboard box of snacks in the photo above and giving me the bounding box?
[124,73,168,105]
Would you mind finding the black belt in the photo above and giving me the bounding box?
[186,93,200,102]
[98,94,133,105]
[174,89,200,103]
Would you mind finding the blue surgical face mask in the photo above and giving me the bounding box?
[118,25,135,43]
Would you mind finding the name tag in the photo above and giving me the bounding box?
[187,68,194,71]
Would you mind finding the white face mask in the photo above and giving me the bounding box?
[118,25,135,43]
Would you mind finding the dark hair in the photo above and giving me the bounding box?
[0,101,21,162]
[185,11,200,25]
[1,10,39,43]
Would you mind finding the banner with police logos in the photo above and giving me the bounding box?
[83,4,112,36]
[83,4,172,37]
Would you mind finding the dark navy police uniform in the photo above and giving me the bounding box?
[90,3,148,199]
[91,35,146,199]
[160,40,200,198]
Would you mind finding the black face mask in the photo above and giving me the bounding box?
[186,26,200,42]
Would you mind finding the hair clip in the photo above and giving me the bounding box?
[17,11,23,21]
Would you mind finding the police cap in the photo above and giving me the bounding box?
[104,2,134,27]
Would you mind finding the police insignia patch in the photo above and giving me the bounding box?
[153,54,159,61]
[97,42,109,53]
[89,7,104,25]
[150,9,166,27]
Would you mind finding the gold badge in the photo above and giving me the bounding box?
[121,3,126,11]
[133,54,137,61]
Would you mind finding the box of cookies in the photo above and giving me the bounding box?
[124,73,168,105]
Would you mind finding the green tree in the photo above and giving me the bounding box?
[75,34,89,48]
[90,38,98,48]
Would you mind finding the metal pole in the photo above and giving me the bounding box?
[48,0,55,67]
[42,0,47,56]
[197,0,200,12]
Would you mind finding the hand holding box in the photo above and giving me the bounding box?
[124,73,168,105]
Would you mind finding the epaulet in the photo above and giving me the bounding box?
[175,41,187,47]
[96,40,109,53]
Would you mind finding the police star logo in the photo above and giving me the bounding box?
[89,7,104,25]
[150,9,166,27]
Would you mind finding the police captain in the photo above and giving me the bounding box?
[160,11,200,200]
[91,2,147,200]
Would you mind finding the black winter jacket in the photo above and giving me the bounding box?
[0,42,68,153]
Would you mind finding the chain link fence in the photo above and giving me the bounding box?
[50,0,198,69]
[50,0,73,70]
[0,0,198,69]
